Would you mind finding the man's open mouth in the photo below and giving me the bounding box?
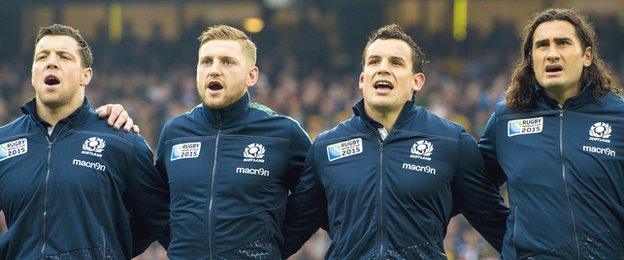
[374,80,394,90]
[208,81,224,91]
[545,65,563,73]
[44,75,60,86]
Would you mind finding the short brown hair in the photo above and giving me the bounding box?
[506,8,622,109]
[362,24,427,73]
[35,24,93,68]
[197,25,257,66]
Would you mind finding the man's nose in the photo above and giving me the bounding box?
[46,54,59,69]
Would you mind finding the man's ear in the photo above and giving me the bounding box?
[81,67,93,87]
[358,73,365,90]
[583,47,592,67]
[246,66,259,87]
[412,72,425,92]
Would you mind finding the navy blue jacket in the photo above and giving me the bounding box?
[479,84,624,259]
[0,98,170,259]
[156,93,313,259]
[296,99,508,259]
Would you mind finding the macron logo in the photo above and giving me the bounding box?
[73,159,106,172]
[582,146,616,157]
[235,167,270,177]
[402,163,436,175]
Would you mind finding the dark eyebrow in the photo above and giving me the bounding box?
[367,55,381,61]
[390,56,406,64]
[534,39,549,47]
[35,50,50,56]
[56,50,73,57]
[554,37,572,44]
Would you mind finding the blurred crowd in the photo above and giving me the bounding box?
[1,13,623,260]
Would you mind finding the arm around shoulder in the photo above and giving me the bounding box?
[281,142,327,258]
[126,135,171,255]
[452,131,508,252]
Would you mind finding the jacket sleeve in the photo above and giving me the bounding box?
[281,129,327,258]
[126,135,171,256]
[451,131,508,252]
[477,110,507,187]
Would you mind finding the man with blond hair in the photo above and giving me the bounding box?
[155,24,320,259]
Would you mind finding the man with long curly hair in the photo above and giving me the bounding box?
[479,8,624,259]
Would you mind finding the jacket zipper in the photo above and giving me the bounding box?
[208,112,222,259]
[40,140,52,256]
[559,110,580,259]
[512,206,517,250]
[39,122,70,256]
[33,110,81,257]
[101,226,107,257]
[378,141,384,259]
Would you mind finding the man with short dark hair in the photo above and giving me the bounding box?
[283,24,508,259]
[479,8,624,258]
[0,24,169,259]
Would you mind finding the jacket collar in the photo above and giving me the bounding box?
[534,82,596,110]
[200,92,250,127]
[21,96,93,135]
[352,97,418,131]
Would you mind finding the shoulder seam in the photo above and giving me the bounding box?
[249,102,278,116]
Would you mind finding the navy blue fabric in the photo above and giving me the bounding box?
[295,99,508,259]
[156,93,313,259]
[479,84,624,259]
[0,98,170,259]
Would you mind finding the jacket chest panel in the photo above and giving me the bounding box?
[497,115,561,187]
[0,134,124,223]
[165,136,289,192]
[561,115,624,194]
[318,136,456,200]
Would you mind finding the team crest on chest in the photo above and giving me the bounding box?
[82,137,106,157]
[243,143,265,163]
[589,122,611,143]
[410,140,433,161]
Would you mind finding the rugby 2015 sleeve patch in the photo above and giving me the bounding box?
[507,117,543,137]
[0,138,28,162]
[171,142,201,161]
[326,138,362,161]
